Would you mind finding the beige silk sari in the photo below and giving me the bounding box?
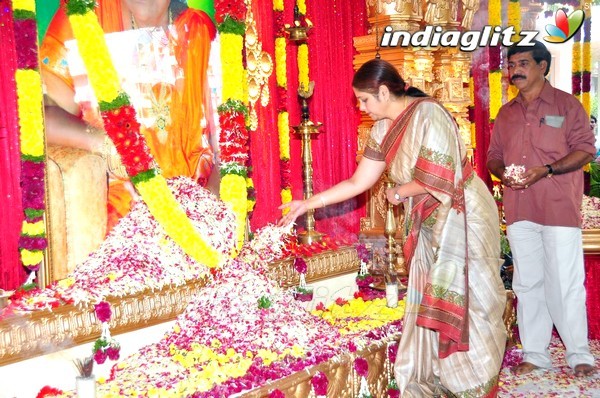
[364,99,506,397]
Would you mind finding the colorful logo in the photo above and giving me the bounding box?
[544,9,585,43]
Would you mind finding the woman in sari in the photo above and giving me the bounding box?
[41,0,217,230]
[280,59,506,397]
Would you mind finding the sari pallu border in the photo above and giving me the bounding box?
[378,98,471,358]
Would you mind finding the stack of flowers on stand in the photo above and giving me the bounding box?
[34,216,405,397]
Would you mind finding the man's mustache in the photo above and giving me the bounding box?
[511,75,526,82]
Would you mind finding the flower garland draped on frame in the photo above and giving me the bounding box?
[470,2,492,188]
[1,1,27,289]
[572,28,582,100]
[274,0,293,216]
[581,10,591,115]
[215,1,251,251]
[488,0,502,124]
[64,0,224,269]
[12,0,48,280]
[506,0,520,101]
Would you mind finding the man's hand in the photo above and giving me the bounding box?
[502,166,548,190]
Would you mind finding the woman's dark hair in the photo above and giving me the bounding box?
[352,59,428,98]
[507,40,551,76]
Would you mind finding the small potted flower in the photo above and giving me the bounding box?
[355,243,374,290]
[292,257,313,302]
[92,301,121,365]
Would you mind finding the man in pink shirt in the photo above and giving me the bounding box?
[487,40,596,377]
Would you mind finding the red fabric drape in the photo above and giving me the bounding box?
[471,2,492,188]
[585,254,600,340]
[247,1,284,230]
[250,0,367,238]
[302,0,368,238]
[473,47,492,187]
[0,3,26,290]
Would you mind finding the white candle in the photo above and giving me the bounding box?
[386,282,398,308]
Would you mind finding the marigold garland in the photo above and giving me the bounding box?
[506,0,520,101]
[296,0,306,15]
[216,98,250,251]
[275,37,287,88]
[220,32,246,102]
[507,0,521,39]
[65,0,223,268]
[216,4,251,251]
[274,2,292,216]
[488,0,501,27]
[581,12,591,115]
[12,0,48,275]
[468,75,476,149]
[298,43,310,91]
[488,0,502,123]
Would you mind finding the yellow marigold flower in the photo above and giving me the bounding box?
[69,13,121,103]
[20,249,43,266]
[221,173,248,250]
[297,0,306,15]
[275,38,287,88]
[489,71,502,120]
[507,2,520,41]
[220,33,245,102]
[488,0,501,27]
[257,349,278,366]
[298,44,309,91]
[12,0,35,12]
[582,92,591,116]
[281,188,292,215]
[247,199,256,213]
[228,359,252,377]
[278,111,290,159]
[291,344,305,357]
[583,42,591,71]
[16,71,44,157]
[57,277,75,289]
[273,0,284,11]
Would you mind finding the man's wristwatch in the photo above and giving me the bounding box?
[544,164,553,178]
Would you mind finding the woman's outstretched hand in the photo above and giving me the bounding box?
[278,200,309,226]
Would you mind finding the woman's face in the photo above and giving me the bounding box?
[353,88,386,121]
